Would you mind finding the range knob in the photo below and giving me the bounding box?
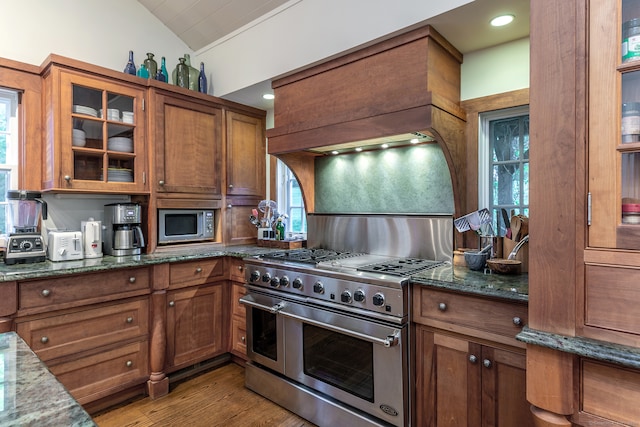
[292,278,303,290]
[313,281,324,294]
[372,293,385,307]
[270,277,280,287]
[261,272,271,283]
[354,289,365,303]
[280,276,290,287]
[250,271,260,282]
[340,290,352,303]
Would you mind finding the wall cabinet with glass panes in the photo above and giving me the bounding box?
[41,60,147,193]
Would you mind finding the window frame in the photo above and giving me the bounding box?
[276,159,307,237]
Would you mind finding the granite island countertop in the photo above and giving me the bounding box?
[0,332,95,426]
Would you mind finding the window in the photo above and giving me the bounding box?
[0,88,19,235]
[276,159,306,236]
[479,106,529,236]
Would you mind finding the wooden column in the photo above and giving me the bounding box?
[147,263,169,398]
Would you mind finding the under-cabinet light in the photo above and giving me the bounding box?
[490,14,514,27]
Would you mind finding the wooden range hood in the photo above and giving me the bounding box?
[267,25,467,216]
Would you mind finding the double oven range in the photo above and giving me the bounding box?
[239,214,453,427]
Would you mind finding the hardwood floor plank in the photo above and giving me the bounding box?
[93,363,316,427]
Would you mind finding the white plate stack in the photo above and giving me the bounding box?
[73,105,98,117]
[107,168,133,182]
[72,129,86,147]
[100,108,120,121]
[107,136,133,152]
[122,111,134,124]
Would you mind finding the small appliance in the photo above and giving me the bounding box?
[103,203,144,256]
[47,231,83,262]
[81,218,103,258]
[157,208,215,244]
[5,190,47,265]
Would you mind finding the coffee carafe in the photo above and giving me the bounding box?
[103,203,145,256]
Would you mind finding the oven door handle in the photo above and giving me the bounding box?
[278,308,401,348]
[239,294,286,313]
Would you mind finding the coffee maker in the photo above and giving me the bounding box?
[5,190,47,265]
[103,203,145,256]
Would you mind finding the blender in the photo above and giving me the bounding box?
[5,190,47,264]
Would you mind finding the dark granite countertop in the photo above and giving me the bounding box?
[0,332,96,426]
[517,326,640,370]
[410,263,529,303]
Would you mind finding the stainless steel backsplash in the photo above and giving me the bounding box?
[307,214,453,261]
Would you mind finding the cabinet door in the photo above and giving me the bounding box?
[166,282,225,370]
[226,111,265,196]
[42,67,147,192]
[225,196,261,245]
[152,91,222,195]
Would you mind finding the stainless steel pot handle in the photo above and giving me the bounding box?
[278,308,401,348]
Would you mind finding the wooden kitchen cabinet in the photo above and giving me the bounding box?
[227,258,247,359]
[41,57,147,193]
[226,110,266,197]
[149,88,223,196]
[412,285,532,426]
[166,260,226,371]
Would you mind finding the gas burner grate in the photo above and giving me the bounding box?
[357,258,445,276]
[261,248,364,264]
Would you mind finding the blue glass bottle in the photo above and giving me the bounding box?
[198,62,208,94]
[123,50,136,75]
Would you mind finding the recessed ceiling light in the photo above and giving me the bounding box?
[263,93,275,100]
[490,14,514,27]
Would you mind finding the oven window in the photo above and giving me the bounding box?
[165,214,197,236]
[302,324,374,402]
[252,308,278,361]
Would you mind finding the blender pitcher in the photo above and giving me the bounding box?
[7,190,47,233]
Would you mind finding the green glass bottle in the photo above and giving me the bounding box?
[276,219,285,241]
[175,57,189,88]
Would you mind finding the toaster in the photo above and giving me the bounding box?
[47,231,84,262]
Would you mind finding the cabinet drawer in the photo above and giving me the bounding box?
[16,297,149,362]
[585,264,640,335]
[231,317,246,357]
[231,282,246,317]
[169,258,225,289]
[48,340,149,405]
[228,258,246,282]
[19,267,149,314]
[412,286,527,344]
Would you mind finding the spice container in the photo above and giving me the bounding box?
[623,19,640,63]
[622,202,640,224]
[622,102,640,142]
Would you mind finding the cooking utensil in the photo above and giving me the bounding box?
[454,208,491,233]
[501,208,511,238]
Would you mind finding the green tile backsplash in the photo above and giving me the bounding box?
[314,144,454,213]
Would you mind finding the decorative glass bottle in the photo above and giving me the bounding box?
[123,50,136,75]
[136,63,149,79]
[184,54,199,91]
[160,57,169,83]
[144,53,157,79]
[175,57,189,88]
[198,62,208,94]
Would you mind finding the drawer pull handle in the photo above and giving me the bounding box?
[227,204,233,209]
[64,175,71,182]
[241,336,246,342]
[512,316,523,327]
[126,317,133,323]
[129,277,136,283]
[438,302,447,312]
[196,267,202,273]
[158,180,165,186]
[41,289,51,297]
[469,354,477,364]
[169,301,175,307]
[483,359,492,368]
[238,265,243,271]
[126,360,133,367]
[40,336,49,344]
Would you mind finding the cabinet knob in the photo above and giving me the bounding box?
[158,180,165,186]
[237,265,243,271]
[41,289,51,297]
[469,354,478,364]
[126,360,133,368]
[229,184,233,189]
[241,336,245,343]
[438,302,447,311]
[169,301,175,307]
[126,317,133,324]
[64,175,71,182]
[227,204,233,209]
[512,316,523,327]
[40,336,49,344]
[129,276,136,283]
[196,267,202,273]
[483,359,492,368]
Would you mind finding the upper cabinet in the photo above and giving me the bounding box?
[225,111,265,197]
[41,61,147,193]
[149,89,222,196]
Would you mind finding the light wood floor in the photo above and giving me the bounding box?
[93,363,316,427]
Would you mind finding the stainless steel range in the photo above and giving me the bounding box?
[241,214,453,427]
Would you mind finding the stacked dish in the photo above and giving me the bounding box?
[100,109,120,121]
[72,129,86,147]
[107,136,133,152]
[73,105,98,117]
[107,168,133,182]
[122,111,134,124]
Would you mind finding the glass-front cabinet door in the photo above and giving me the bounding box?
[42,66,147,193]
